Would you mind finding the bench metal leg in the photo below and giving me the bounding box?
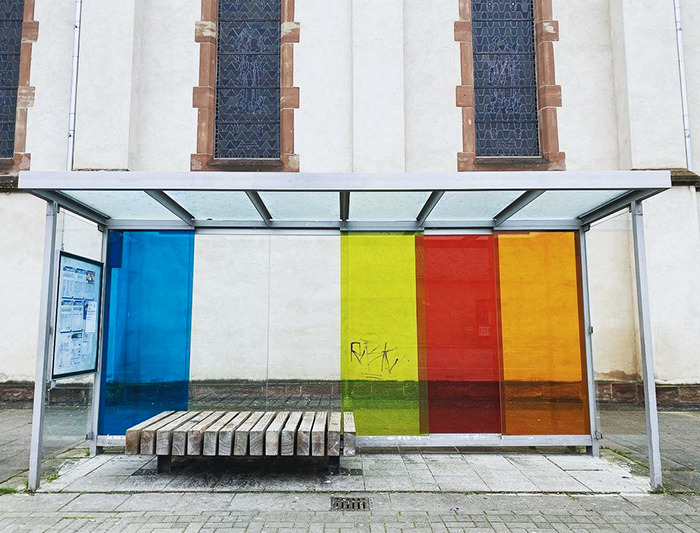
[157,455,172,473]
[328,456,340,475]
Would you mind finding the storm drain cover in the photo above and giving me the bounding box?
[331,496,370,511]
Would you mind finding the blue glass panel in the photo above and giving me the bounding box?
[471,0,539,157]
[98,231,195,436]
[216,0,281,159]
[0,1,22,159]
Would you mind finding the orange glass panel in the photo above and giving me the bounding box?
[496,232,589,435]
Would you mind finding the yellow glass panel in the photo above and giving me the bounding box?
[340,233,423,436]
[497,231,589,435]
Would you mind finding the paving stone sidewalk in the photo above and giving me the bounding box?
[1,491,699,532]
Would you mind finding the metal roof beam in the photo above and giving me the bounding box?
[145,190,194,225]
[340,191,350,221]
[579,189,660,227]
[245,191,272,226]
[31,190,108,226]
[416,191,444,226]
[493,190,544,227]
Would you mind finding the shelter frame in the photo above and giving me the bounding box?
[21,170,669,491]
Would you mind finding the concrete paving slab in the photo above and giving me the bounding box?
[115,492,186,512]
[61,493,131,512]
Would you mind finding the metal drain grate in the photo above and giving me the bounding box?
[331,496,370,511]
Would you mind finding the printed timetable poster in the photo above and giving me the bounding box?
[52,252,103,379]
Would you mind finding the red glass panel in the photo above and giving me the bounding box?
[424,235,501,433]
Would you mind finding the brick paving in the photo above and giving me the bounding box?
[0,492,699,532]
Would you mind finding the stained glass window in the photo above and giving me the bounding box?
[0,0,24,159]
[471,0,539,157]
[216,0,281,159]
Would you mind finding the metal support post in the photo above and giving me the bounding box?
[89,226,109,456]
[631,200,663,490]
[579,229,601,456]
[28,202,59,490]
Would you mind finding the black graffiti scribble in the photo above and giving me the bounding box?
[350,338,401,377]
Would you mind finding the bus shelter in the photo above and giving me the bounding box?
[19,169,670,490]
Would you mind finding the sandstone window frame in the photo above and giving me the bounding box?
[455,0,564,171]
[0,0,37,180]
[191,0,299,172]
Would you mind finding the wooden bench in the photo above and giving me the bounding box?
[125,410,356,473]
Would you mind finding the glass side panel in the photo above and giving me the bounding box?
[427,191,523,222]
[216,0,281,159]
[471,0,539,156]
[424,235,501,433]
[61,191,181,220]
[258,192,338,221]
[350,192,431,221]
[166,191,262,221]
[0,0,24,158]
[341,233,427,436]
[497,231,589,435]
[511,190,629,220]
[98,231,194,435]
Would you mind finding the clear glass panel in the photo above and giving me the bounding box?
[62,191,180,220]
[427,191,523,221]
[166,191,261,221]
[258,191,338,221]
[350,192,430,221]
[511,190,628,220]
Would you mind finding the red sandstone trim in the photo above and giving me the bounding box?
[191,0,299,172]
[0,0,36,176]
[455,0,564,171]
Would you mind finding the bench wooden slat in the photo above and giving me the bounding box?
[249,411,277,456]
[155,411,199,455]
[171,411,211,456]
[218,411,252,456]
[311,411,328,457]
[188,411,226,455]
[280,411,303,456]
[265,412,290,456]
[203,411,238,456]
[327,411,341,456]
[234,411,264,456]
[140,411,190,455]
[296,411,316,456]
[343,411,356,457]
[125,411,174,455]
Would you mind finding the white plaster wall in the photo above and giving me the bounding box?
[73,0,136,169]
[403,0,461,172]
[0,193,45,382]
[351,0,405,171]
[190,234,340,381]
[25,0,74,171]
[609,0,686,170]
[644,187,700,384]
[295,0,353,172]
[127,0,199,171]
[682,0,700,169]
[608,0,632,170]
[554,0,619,171]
